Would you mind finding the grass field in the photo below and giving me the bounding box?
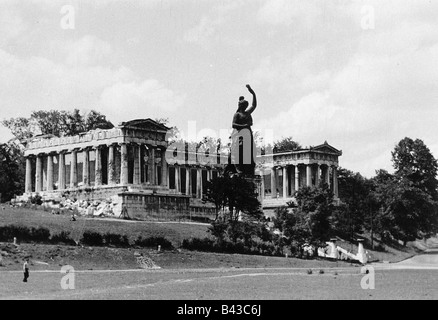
[0,207,433,272]
[1,268,437,300]
[0,207,211,246]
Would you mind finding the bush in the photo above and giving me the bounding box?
[30,194,43,205]
[29,227,50,243]
[50,231,76,245]
[182,237,284,257]
[0,225,50,243]
[104,233,130,247]
[135,236,173,250]
[81,231,104,246]
[182,238,216,252]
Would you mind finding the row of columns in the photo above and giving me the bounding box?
[261,164,339,199]
[169,166,217,199]
[25,143,167,193]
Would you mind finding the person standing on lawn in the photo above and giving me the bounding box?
[23,258,30,282]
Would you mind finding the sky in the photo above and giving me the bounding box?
[1,0,438,177]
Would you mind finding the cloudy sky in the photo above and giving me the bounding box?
[1,0,438,177]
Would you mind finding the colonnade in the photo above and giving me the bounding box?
[260,163,339,199]
[25,143,167,193]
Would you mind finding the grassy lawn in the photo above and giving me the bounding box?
[0,208,211,246]
[1,207,432,269]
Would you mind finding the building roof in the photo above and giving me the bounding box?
[118,119,170,132]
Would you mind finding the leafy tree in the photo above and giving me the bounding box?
[0,142,25,201]
[259,136,301,155]
[273,137,301,154]
[274,186,335,254]
[202,176,229,221]
[392,137,438,200]
[335,167,373,237]
[370,138,438,244]
[2,109,114,141]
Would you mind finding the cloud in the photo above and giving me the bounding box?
[0,6,27,46]
[257,0,321,27]
[0,43,184,130]
[251,1,438,177]
[64,35,113,66]
[100,80,186,123]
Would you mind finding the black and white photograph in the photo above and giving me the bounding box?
[0,0,437,305]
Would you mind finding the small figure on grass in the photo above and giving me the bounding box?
[23,258,30,283]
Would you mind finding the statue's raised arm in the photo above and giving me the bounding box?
[245,84,257,114]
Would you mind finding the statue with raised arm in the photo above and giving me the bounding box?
[229,84,257,176]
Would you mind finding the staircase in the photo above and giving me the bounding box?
[262,197,295,209]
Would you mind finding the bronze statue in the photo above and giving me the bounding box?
[229,84,257,176]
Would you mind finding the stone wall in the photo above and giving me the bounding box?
[120,192,190,221]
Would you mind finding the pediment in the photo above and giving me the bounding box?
[119,119,170,132]
[311,142,342,155]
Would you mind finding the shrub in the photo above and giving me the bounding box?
[0,225,50,243]
[50,231,76,245]
[307,269,313,275]
[81,231,104,246]
[30,194,43,205]
[29,227,50,243]
[104,233,130,247]
[135,236,173,250]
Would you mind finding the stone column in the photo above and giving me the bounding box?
[306,165,312,187]
[314,164,320,187]
[196,168,202,198]
[161,147,168,186]
[108,144,116,185]
[95,147,102,187]
[260,169,265,199]
[83,148,90,187]
[186,168,191,196]
[333,166,339,198]
[150,147,156,185]
[47,154,54,191]
[35,155,42,192]
[25,157,33,194]
[175,165,181,193]
[325,165,331,187]
[58,152,66,190]
[70,150,78,188]
[295,165,299,193]
[120,143,129,185]
[271,167,277,199]
[133,145,140,185]
[283,166,288,198]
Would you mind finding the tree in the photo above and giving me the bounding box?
[204,174,262,222]
[370,138,438,244]
[260,136,301,155]
[274,186,335,254]
[2,109,114,141]
[202,176,229,221]
[273,137,301,154]
[0,142,25,202]
[335,167,373,237]
[392,137,438,200]
[373,176,438,244]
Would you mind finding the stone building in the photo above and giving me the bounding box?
[21,119,223,220]
[21,119,342,220]
[257,142,342,210]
